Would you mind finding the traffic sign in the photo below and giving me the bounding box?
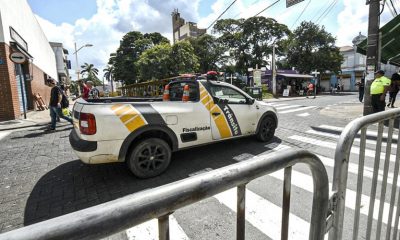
[9,52,27,64]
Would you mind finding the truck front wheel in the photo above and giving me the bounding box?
[256,116,276,142]
[127,138,171,178]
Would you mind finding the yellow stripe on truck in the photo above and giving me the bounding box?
[199,83,232,139]
[111,104,147,132]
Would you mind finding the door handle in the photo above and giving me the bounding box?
[212,112,221,116]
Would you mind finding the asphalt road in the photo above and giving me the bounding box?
[0,93,398,240]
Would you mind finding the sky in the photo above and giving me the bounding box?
[27,0,397,80]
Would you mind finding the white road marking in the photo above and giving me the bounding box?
[265,103,288,107]
[0,131,10,141]
[319,124,399,141]
[288,135,398,162]
[215,188,311,240]
[126,215,189,240]
[275,105,301,110]
[296,112,310,117]
[279,106,316,114]
[306,129,397,149]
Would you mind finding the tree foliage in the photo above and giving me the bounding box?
[136,41,199,81]
[110,31,170,84]
[188,34,226,73]
[80,63,102,86]
[103,65,115,92]
[213,16,291,74]
[286,21,343,74]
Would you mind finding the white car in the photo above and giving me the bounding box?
[69,79,278,178]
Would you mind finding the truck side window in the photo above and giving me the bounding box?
[169,82,199,102]
[210,86,247,104]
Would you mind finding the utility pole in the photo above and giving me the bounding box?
[363,0,381,115]
[272,44,277,96]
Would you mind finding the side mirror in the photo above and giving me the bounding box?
[247,98,255,105]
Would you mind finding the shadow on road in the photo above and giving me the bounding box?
[23,136,282,226]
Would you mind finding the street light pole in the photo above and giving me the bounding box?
[272,44,277,96]
[73,43,93,95]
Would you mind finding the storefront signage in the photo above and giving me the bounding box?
[9,52,27,64]
[283,89,289,97]
[10,27,28,51]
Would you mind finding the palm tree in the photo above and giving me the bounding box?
[103,65,115,93]
[80,63,101,86]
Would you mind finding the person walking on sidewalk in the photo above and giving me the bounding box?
[371,70,391,113]
[355,79,365,102]
[387,73,400,108]
[47,79,73,131]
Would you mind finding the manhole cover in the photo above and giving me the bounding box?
[0,120,22,126]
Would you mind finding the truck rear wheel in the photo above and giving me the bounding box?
[127,138,171,178]
[256,116,276,142]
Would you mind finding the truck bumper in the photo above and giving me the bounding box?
[69,129,121,164]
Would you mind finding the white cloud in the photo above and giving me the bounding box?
[35,0,202,80]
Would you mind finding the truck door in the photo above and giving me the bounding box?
[207,84,257,140]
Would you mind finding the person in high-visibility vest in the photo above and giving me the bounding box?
[370,70,391,113]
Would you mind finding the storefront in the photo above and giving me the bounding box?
[0,0,57,121]
[262,70,314,95]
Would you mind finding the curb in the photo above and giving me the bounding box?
[0,122,49,132]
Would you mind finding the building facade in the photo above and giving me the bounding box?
[320,32,399,91]
[172,9,206,43]
[0,0,57,121]
[50,42,70,87]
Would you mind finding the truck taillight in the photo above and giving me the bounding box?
[79,113,96,135]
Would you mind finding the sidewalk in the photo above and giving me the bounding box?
[263,92,355,102]
[0,110,51,131]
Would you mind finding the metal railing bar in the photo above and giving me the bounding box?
[366,122,384,240]
[352,127,367,240]
[158,214,170,240]
[0,150,329,240]
[236,184,246,240]
[281,166,292,240]
[386,120,400,240]
[330,108,400,240]
[392,188,400,240]
[376,119,395,240]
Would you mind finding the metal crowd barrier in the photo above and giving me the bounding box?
[0,150,329,240]
[329,108,400,240]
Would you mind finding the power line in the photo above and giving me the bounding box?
[207,0,237,30]
[316,0,338,24]
[311,0,334,22]
[291,0,312,29]
[390,0,398,15]
[254,0,280,17]
[386,0,396,16]
[231,0,262,19]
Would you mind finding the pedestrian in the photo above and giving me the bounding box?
[306,81,314,98]
[46,79,73,131]
[87,81,100,99]
[336,83,340,93]
[370,70,391,113]
[355,79,365,102]
[387,73,400,108]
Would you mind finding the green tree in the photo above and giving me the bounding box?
[170,41,199,75]
[80,63,102,86]
[103,65,115,93]
[111,31,171,84]
[188,34,226,73]
[213,17,291,74]
[286,21,343,74]
[136,43,173,80]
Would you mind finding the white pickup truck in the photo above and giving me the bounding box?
[69,79,278,178]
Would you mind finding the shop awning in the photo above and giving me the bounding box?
[357,14,400,66]
[278,73,314,78]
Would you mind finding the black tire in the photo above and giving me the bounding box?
[256,116,276,142]
[127,138,171,178]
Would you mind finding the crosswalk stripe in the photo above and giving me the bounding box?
[266,103,288,107]
[306,129,397,150]
[297,112,310,117]
[319,124,399,141]
[279,106,316,114]
[288,135,398,162]
[126,215,189,240]
[275,105,301,110]
[215,188,310,240]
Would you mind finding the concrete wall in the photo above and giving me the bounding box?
[0,0,57,79]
